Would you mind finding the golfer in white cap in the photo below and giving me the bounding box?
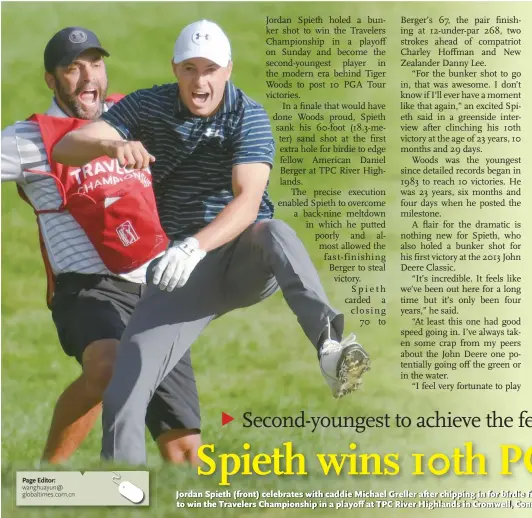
[54,20,372,465]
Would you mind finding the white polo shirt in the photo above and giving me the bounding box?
[1,99,150,283]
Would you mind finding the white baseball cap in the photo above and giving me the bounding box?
[173,20,231,67]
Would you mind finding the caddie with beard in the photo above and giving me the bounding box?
[1,26,203,465]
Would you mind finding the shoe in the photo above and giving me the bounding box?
[320,333,371,398]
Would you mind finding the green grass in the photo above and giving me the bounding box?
[2,2,531,518]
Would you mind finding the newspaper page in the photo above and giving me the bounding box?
[1,1,530,517]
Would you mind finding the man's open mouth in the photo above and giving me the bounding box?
[192,92,209,104]
[78,89,98,106]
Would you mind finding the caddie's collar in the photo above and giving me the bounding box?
[173,81,238,119]
[46,98,69,118]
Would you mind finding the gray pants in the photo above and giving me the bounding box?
[101,219,344,463]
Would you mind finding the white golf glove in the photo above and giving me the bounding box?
[152,237,206,291]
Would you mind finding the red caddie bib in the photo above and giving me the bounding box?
[19,95,168,305]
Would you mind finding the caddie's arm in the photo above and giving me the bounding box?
[52,91,155,170]
[193,163,271,252]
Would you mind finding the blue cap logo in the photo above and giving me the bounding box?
[69,30,88,44]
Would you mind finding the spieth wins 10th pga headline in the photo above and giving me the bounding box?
[197,437,532,486]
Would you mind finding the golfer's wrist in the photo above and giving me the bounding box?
[171,236,204,257]
[101,139,118,158]
[183,237,200,250]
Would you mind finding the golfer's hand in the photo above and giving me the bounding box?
[102,140,155,170]
[152,238,206,291]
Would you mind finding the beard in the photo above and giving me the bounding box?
[54,75,108,120]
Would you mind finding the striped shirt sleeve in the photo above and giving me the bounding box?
[1,124,24,182]
[100,90,144,140]
[232,106,275,167]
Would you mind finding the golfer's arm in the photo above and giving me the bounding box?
[193,163,270,252]
[52,120,123,166]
